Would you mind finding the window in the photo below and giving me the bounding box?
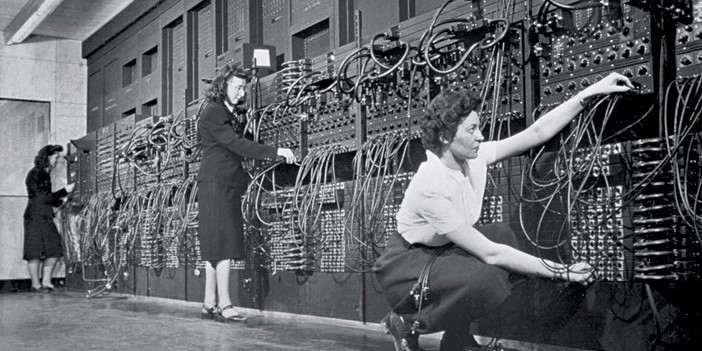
[142,46,158,77]
[142,99,158,117]
[122,108,136,118]
[122,59,137,87]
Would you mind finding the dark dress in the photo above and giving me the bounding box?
[23,166,67,260]
[197,101,278,262]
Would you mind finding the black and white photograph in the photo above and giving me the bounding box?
[0,1,701,350]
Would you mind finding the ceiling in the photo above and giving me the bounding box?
[1,0,134,44]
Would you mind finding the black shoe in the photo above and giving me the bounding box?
[381,311,425,351]
[200,305,219,320]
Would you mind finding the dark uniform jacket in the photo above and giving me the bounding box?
[197,101,278,187]
[24,167,66,219]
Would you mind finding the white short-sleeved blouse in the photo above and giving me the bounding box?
[396,142,497,246]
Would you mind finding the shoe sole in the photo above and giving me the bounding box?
[214,314,247,323]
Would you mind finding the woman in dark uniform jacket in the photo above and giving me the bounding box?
[24,144,74,292]
[197,64,296,322]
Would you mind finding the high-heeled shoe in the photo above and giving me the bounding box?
[201,305,219,320]
[214,305,247,323]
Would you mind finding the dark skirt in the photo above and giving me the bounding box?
[372,223,518,334]
[23,214,63,260]
[197,181,246,262]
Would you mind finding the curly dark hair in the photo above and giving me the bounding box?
[205,64,250,103]
[34,144,63,169]
[420,90,482,155]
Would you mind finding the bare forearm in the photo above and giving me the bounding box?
[447,226,566,279]
[446,225,593,283]
[529,72,634,144]
[529,91,588,144]
[492,73,634,162]
[487,244,566,279]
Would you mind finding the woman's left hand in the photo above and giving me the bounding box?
[563,261,596,286]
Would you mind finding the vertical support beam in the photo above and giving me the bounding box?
[522,20,538,129]
[162,27,173,115]
[650,2,677,137]
[353,9,368,324]
[524,0,539,128]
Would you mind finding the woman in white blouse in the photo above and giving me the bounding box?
[373,72,635,351]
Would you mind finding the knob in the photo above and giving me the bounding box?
[622,27,630,36]
[622,49,631,58]
[567,61,575,71]
[555,84,564,93]
[607,26,617,35]
[512,94,521,103]
[593,31,602,40]
[637,45,647,55]
[611,45,619,51]
[580,58,589,67]
[543,87,552,95]
[567,81,576,90]
[680,55,692,65]
[626,41,635,47]
[641,36,650,43]
[623,69,633,78]
[607,52,617,61]
[680,34,690,44]
[567,37,576,46]
[581,78,591,87]
[638,65,648,76]
[594,55,603,64]
[554,65,563,74]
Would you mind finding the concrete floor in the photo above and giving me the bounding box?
[0,289,441,351]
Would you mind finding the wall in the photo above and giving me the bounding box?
[0,33,87,280]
